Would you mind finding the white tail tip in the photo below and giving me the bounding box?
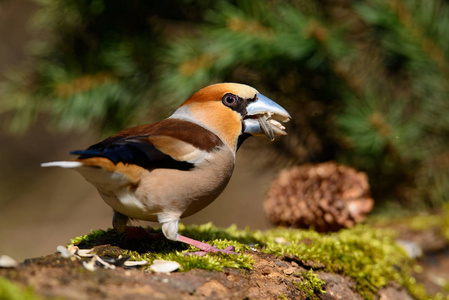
[41,161,83,168]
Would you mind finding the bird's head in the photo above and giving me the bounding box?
[171,83,291,150]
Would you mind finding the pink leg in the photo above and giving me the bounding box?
[177,234,236,256]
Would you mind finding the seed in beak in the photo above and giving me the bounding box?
[268,119,286,130]
[258,114,275,141]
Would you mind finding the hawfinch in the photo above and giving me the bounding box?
[42,83,291,255]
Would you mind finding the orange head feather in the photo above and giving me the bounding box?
[177,83,259,150]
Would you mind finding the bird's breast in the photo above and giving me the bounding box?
[79,146,235,221]
[134,146,235,220]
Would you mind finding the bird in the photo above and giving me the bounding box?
[42,83,291,255]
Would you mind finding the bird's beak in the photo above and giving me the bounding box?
[243,93,291,141]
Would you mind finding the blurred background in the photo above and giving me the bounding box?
[0,0,448,261]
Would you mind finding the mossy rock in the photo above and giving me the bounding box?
[68,223,430,299]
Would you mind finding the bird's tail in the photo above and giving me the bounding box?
[41,159,139,189]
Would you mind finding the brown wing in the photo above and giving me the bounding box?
[70,119,223,171]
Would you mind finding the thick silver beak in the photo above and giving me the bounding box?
[243,93,291,141]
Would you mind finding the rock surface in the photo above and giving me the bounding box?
[0,248,412,300]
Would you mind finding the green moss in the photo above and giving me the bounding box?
[369,212,443,232]
[121,236,254,272]
[125,223,255,272]
[70,223,432,299]
[0,277,47,300]
[70,223,255,272]
[258,225,431,300]
[407,203,449,245]
[69,228,113,245]
[369,202,449,238]
[293,270,326,299]
[124,246,254,272]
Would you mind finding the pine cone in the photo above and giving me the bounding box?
[264,162,374,232]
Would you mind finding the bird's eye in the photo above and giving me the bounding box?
[222,93,238,106]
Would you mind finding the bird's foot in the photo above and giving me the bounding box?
[185,245,236,256]
[177,234,237,256]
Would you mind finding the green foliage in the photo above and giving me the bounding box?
[348,0,449,207]
[1,0,449,207]
[0,277,47,300]
[0,0,216,134]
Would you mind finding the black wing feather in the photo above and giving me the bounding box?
[70,136,193,171]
